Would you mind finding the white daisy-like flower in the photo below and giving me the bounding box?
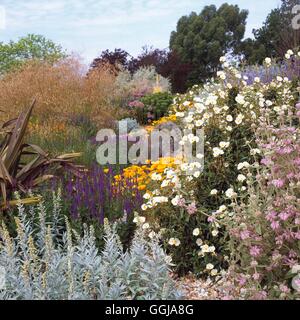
[206,263,214,270]
[211,269,218,276]
[176,112,185,118]
[193,171,201,178]
[143,193,151,200]
[174,238,181,247]
[237,162,250,170]
[212,230,219,237]
[217,71,226,80]
[265,57,271,65]
[226,115,233,122]
[219,141,230,149]
[237,174,247,182]
[161,180,170,188]
[148,231,156,239]
[196,238,203,246]
[142,223,150,230]
[208,246,216,253]
[225,188,236,198]
[235,94,245,105]
[133,216,146,224]
[219,205,227,212]
[213,147,224,158]
[291,265,300,274]
[201,244,210,253]
[171,195,181,206]
[235,114,244,125]
[193,228,200,236]
[168,238,176,246]
[141,204,148,211]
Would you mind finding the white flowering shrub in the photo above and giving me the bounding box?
[0,192,182,300]
[141,51,300,277]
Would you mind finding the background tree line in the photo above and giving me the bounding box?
[1,0,299,93]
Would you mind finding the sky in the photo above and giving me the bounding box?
[0,0,281,65]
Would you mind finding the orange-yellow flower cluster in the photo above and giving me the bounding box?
[146,115,178,133]
[114,157,179,191]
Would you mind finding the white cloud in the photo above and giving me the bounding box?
[1,0,280,63]
[0,5,6,30]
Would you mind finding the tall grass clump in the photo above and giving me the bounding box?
[0,57,116,124]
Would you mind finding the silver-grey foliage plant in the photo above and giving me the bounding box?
[0,191,182,300]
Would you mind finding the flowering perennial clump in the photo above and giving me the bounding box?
[61,165,143,223]
[114,157,178,192]
[224,103,300,299]
[139,51,300,278]
[0,193,181,300]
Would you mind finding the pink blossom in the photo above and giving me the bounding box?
[128,100,144,108]
[272,179,285,188]
[222,296,233,300]
[177,198,186,207]
[250,246,262,257]
[261,158,271,166]
[186,202,197,215]
[253,291,267,300]
[240,230,250,240]
[208,216,215,223]
[252,273,261,281]
[276,146,293,155]
[294,279,300,287]
[237,275,247,286]
[266,211,277,221]
[279,211,290,221]
[287,173,294,180]
[294,232,300,240]
[294,158,300,165]
[271,220,280,230]
[279,284,290,293]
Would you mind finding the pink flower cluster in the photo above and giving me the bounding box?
[228,107,300,299]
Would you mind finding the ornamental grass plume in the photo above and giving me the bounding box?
[0,57,117,128]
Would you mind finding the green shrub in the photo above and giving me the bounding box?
[139,92,174,124]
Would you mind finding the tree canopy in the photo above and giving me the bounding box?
[90,48,131,73]
[0,34,66,74]
[170,3,248,86]
[242,0,300,64]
